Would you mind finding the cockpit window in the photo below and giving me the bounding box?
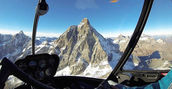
[124,0,172,70]
[0,0,161,82]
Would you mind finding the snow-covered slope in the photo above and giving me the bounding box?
[0,19,133,80]
[53,18,134,78]
[0,31,30,62]
[1,18,171,88]
[0,31,57,61]
[113,34,172,70]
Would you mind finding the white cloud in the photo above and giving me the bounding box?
[36,32,62,37]
[75,0,98,10]
[101,32,132,38]
[0,29,62,37]
[0,29,19,35]
[101,28,172,38]
[144,28,172,36]
[100,29,133,38]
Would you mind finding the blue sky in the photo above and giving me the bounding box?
[0,0,172,37]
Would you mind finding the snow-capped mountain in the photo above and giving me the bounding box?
[0,20,171,74]
[18,36,57,59]
[0,32,57,61]
[1,18,172,89]
[113,34,172,70]
[0,32,58,89]
[0,18,134,78]
[0,31,30,62]
[53,18,134,77]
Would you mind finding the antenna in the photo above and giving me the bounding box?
[32,0,49,55]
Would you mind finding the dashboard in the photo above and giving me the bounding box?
[15,54,59,82]
[13,54,169,89]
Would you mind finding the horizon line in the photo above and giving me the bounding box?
[0,29,172,38]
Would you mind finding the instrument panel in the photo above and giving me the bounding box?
[15,54,59,82]
[116,70,170,86]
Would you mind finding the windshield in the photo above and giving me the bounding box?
[0,0,171,88]
[123,0,172,71]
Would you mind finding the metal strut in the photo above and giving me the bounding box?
[32,0,48,55]
[96,0,154,88]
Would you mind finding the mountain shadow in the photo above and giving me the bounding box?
[139,51,161,61]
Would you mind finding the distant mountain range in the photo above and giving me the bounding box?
[0,18,172,89]
[113,34,172,70]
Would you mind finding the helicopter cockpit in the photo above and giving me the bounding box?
[0,0,171,89]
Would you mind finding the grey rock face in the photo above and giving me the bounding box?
[53,18,120,75]
[0,18,122,78]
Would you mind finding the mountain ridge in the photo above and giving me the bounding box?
[1,18,172,89]
[53,18,123,76]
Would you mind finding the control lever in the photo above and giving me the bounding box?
[32,0,49,55]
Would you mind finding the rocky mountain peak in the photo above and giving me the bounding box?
[53,18,121,75]
[18,30,24,34]
[13,31,26,38]
[81,18,90,25]
[116,34,130,40]
[62,18,96,42]
[118,34,125,38]
[78,18,90,28]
